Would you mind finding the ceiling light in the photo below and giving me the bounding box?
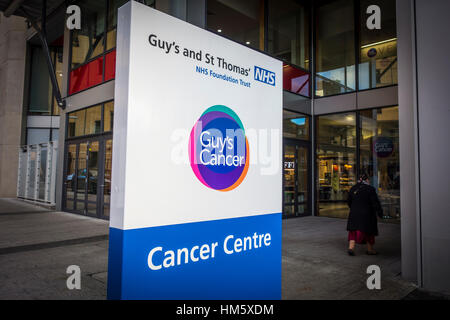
[361,38,397,49]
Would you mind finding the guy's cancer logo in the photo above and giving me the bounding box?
[189,105,249,191]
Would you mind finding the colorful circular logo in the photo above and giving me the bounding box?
[189,105,249,191]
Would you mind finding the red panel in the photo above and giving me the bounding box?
[283,63,310,97]
[69,56,104,95]
[104,50,116,81]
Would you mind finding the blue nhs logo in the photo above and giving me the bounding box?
[254,66,276,86]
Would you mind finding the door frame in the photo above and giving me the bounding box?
[283,137,312,218]
[62,133,112,220]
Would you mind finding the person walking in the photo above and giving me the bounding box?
[346,174,383,256]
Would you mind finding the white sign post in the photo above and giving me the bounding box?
[108,1,282,299]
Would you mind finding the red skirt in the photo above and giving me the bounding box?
[348,230,375,245]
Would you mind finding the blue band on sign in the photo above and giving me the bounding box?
[107,213,282,300]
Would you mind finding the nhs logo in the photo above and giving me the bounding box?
[254,66,276,86]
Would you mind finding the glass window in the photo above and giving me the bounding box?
[315,0,355,97]
[67,102,113,138]
[359,0,397,90]
[27,128,51,145]
[68,109,86,138]
[51,128,59,142]
[104,101,114,132]
[106,0,128,50]
[316,112,357,218]
[29,46,53,114]
[283,110,309,140]
[106,0,155,50]
[85,105,102,135]
[71,0,107,69]
[207,0,263,50]
[268,0,310,69]
[52,47,64,116]
[360,106,399,221]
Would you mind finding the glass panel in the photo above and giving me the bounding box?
[360,107,399,222]
[207,0,263,50]
[106,0,128,50]
[297,146,308,206]
[317,113,357,218]
[51,128,59,142]
[52,47,64,116]
[315,0,355,97]
[359,0,397,90]
[38,147,47,200]
[104,101,114,132]
[68,109,86,138]
[66,200,74,211]
[65,144,77,209]
[284,145,296,217]
[268,0,310,69]
[27,128,50,145]
[87,141,99,212]
[104,50,116,81]
[103,139,113,218]
[29,46,52,114]
[283,63,310,97]
[71,0,106,69]
[76,143,87,202]
[76,201,85,211]
[283,110,309,140]
[284,205,295,216]
[69,56,104,95]
[27,146,37,198]
[85,105,102,135]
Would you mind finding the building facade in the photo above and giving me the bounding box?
[0,0,449,294]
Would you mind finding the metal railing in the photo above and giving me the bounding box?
[17,142,58,205]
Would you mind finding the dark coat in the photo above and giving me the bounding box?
[346,182,383,236]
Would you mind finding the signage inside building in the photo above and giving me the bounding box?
[107,1,282,299]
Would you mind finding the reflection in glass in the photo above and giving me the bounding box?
[283,143,309,218]
[106,0,128,50]
[315,0,355,96]
[283,110,309,140]
[71,0,106,69]
[360,106,399,222]
[317,113,357,218]
[359,0,397,90]
[65,144,77,210]
[267,0,310,69]
[207,0,263,50]
[68,109,86,138]
[297,146,308,212]
[85,105,102,135]
[284,145,296,210]
[104,102,114,132]
[52,47,64,116]
[76,143,87,203]
[87,141,99,215]
[103,139,113,217]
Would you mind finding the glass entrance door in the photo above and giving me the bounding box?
[283,139,311,218]
[63,135,111,219]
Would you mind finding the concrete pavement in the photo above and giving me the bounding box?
[0,198,420,300]
[0,198,108,299]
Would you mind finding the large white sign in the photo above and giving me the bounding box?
[107,1,282,300]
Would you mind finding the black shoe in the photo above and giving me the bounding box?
[366,250,378,255]
[348,249,355,256]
